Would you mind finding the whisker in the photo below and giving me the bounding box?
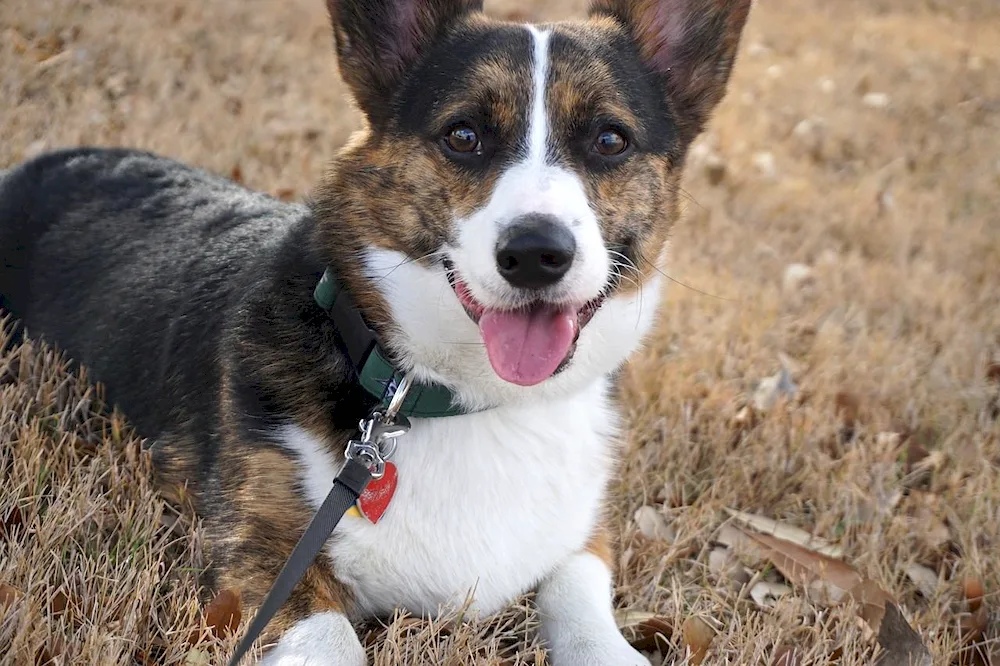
[637,252,735,302]
[368,250,448,286]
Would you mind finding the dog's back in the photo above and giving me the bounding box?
[0,148,311,437]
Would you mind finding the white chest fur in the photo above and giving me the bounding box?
[279,379,618,619]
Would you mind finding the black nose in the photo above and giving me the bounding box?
[495,215,576,290]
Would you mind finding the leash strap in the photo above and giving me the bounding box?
[226,459,371,666]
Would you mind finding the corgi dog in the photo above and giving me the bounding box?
[0,0,751,663]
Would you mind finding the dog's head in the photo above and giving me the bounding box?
[315,0,751,408]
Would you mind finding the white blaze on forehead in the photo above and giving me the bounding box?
[525,25,551,165]
[447,23,610,313]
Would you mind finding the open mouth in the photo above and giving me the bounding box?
[442,258,607,387]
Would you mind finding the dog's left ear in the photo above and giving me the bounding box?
[328,0,483,127]
[590,0,752,144]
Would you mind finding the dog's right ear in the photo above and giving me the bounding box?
[328,0,483,127]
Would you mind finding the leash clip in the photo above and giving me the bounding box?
[345,373,413,478]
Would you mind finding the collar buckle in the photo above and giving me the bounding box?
[345,374,414,478]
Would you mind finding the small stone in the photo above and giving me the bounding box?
[634,506,675,542]
[732,405,755,428]
[818,77,836,94]
[782,263,815,295]
[708,547,731,575]
[876,431,901,449]
[862,92,891,109]
[750,581,793,608]
[816,249,839,266]
[747,41,771,57]
[22,139,48,160]
[791,117,825,160]
[792,118,818,139]
[752,151,777,178]
[967,55,984,71]
[103,72,128,99]
[708,547,751,590]
[704,153,727,186]
[688,141,712,165]
[766,64,784,79]
[877,186,895,215]
[906,564,939,598]
[184,650,211,666]
[753,367,798,412]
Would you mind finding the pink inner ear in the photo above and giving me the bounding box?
[645,1,691,73]
[382,0,424,76]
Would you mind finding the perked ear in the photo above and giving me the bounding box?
[590,0,752,144]
[328,0,483,127]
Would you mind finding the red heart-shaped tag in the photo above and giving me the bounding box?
[357,461,397,523]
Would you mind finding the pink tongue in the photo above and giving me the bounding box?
[479,305,578,386]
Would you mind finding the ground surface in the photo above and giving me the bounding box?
[1,0,999,664]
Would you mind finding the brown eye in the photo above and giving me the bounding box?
[594,129,628,156]
[445,125,480,153]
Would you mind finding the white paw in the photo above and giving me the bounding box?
[258,612,366,666]
[545,629,651,666]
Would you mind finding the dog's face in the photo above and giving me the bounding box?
[316,0,751,407]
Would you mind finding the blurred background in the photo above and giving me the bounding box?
[1,0,998,664]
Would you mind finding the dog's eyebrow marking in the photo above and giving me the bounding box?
[525,24,551,166]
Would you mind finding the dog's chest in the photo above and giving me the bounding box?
[282,383,617,618]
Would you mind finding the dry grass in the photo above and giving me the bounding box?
[2,0,999,664]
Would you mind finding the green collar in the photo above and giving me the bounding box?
[313,267,467,419]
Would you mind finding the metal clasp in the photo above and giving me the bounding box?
[345,373,413,478]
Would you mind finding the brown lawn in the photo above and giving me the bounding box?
[1,0,999,663]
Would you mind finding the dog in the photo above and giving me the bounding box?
[0,0,751,663]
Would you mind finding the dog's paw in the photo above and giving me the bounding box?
[545,630,651,666]
[258,612,366,666]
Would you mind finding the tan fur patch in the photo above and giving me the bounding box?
[584,522,616,571]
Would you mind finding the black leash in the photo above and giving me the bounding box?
[227,374,415,666]
[226,459,371,666]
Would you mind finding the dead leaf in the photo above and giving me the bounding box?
[734,523,862,602]
[207,588,241,638]
[963,577,985,613]
[725,508,842,557]
[190,588,242,644]
[49,589,69,616]
[985,361,1000,384]
[615,610,659,629]
[733,523,897,633]
[34,636,65,666]
[958,605,991,666]
[622,614,674,653]
[1,505,23,539]
[961,605,988,642]
[835,391,861,425]
[274,188,296,202]
[874,603,931,666]
[0,583,23,613]
[682,616,714,665]
[230,164,244,184]
[847,578,895,633]
[634,506,675,542]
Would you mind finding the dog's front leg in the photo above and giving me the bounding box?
[201,446,367,666]
[257,611,366,666]
[535,530,650,666]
